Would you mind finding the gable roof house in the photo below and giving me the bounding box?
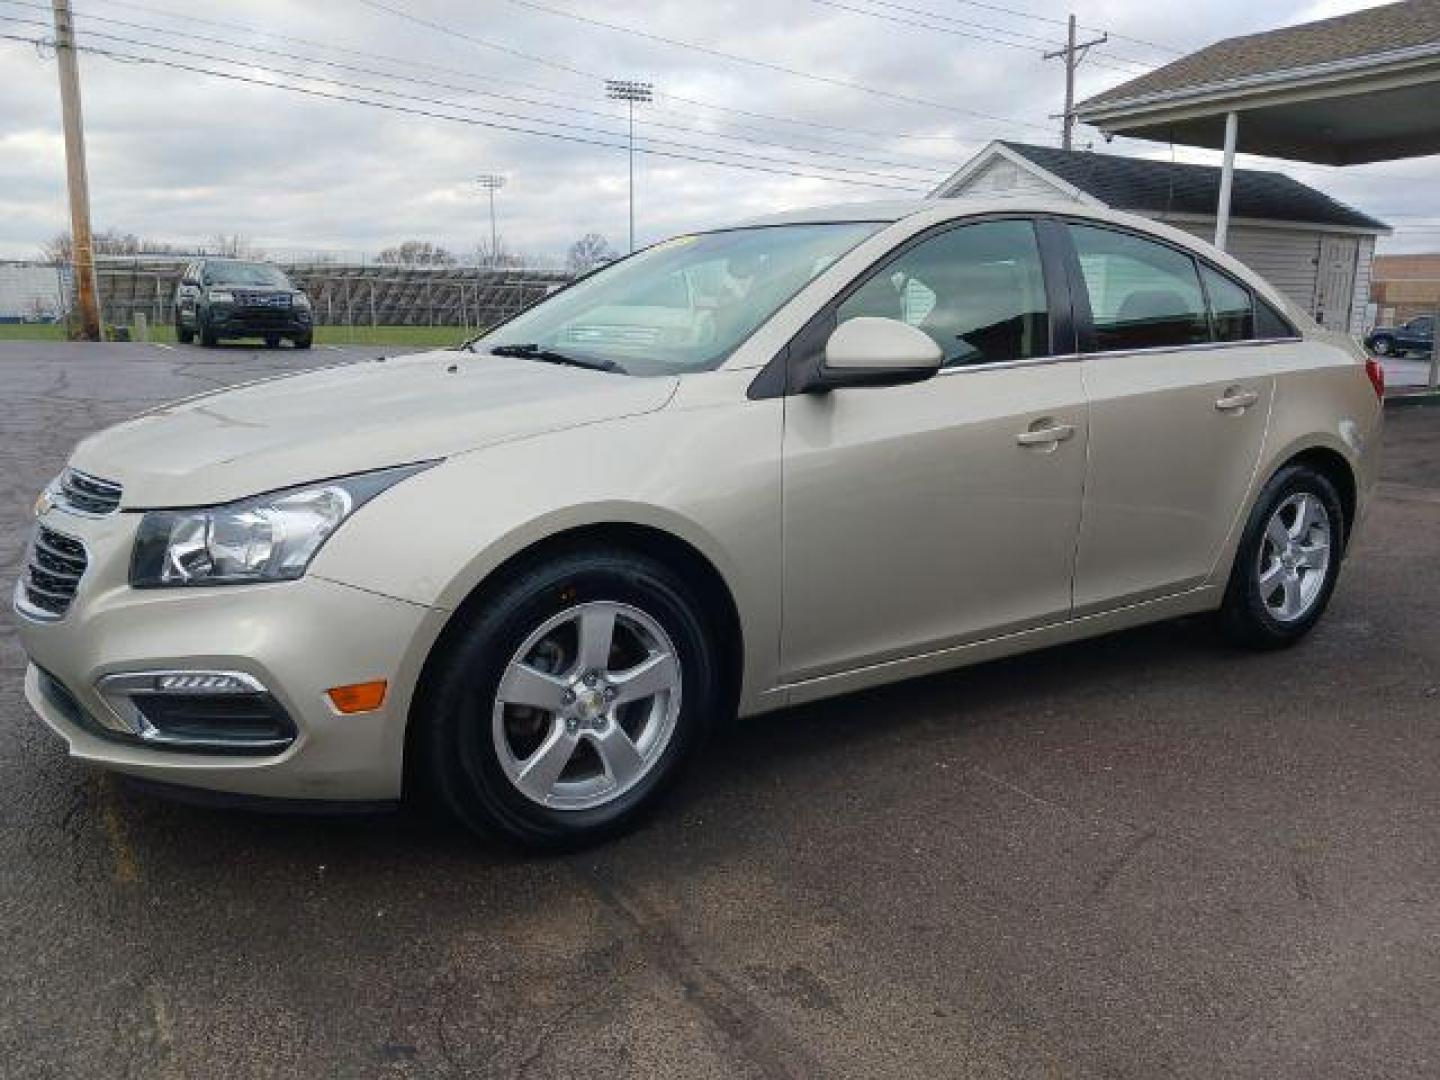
[932,140,1391,334]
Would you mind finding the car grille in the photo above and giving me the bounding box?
[234,291,291,309]
[56,468,122,516]
[18,525,88,619]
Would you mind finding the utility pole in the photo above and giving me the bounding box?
[605,79,653,253]
[51,0,101,340]
[476,174,505,266]
[1044,14,1107,151]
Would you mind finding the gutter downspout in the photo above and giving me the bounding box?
[1215,111,1239,251]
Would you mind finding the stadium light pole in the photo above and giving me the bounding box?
[604,79,652,253]
[476,174,506,266]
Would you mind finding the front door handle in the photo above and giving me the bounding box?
[1015,422,1076,447]
[1215,388,1259,412]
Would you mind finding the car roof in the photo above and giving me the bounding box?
[738,196,1091,227]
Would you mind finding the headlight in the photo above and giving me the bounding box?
[130,462,435,588]
[293,292,311,309]
[208,290,235,304]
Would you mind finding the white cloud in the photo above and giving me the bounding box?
[0,0,1433,259]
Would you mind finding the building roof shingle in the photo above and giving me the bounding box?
[998,141,1389,232]
[1081,0,1440,111]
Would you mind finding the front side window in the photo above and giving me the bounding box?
[482,222,882,376]
[1070,224,1208,352]
[836,219,1051,368]
[1200,264,1254,342]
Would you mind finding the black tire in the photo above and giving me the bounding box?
[1219,464,1345,650]
[291,333,313,350]
[418,547,720,848]
[264,334,281,349]
[199,314,218,348]
[175,316,194,345]
[1370,336,1392,356]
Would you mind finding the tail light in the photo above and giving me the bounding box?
[1365,357,1385,399]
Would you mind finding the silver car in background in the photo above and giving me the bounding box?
[14,199,1384,846]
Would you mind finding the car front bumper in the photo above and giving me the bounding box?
[207,306,312,335]
[13,507,447,802]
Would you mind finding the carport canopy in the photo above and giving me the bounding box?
[1074,0,1440,248]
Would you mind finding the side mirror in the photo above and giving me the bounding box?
[811,317,943,390]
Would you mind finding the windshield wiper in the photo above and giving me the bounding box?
[486,342,624,373]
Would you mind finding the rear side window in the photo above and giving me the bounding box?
[1069,224,1208,352]
[1255,297,1297,339]
[1199,264,1254,342]
[837,219,1050,368]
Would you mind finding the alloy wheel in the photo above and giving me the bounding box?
[491,601,682,810]
[1256,492,1332,623]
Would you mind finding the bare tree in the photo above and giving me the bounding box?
[40,228,183,263]
[207,233,258,259]
[376,240,457,266]
[566,233,618,275]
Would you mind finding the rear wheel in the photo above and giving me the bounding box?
[264,334,281,349]
[1370,336,1393,356]
[1220,464,1344,649]
[419,548,719,847]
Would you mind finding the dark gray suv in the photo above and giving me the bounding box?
[175,258,313,349]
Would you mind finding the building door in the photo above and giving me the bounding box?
[1314,234,1358,332]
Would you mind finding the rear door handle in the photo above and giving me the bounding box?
[1215,389,1259,412]
[1015,422,1076,447]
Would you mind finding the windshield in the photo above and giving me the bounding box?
[478,222,882,375]
[204,262,291,287]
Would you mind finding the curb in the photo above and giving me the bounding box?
[1385,390,1440,410]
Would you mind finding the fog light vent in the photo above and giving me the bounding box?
[96,670,296,754]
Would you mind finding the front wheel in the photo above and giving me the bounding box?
[418,548,720,847]
[198,315,218,348]
[291,333,313,350]
[175,315,194,344]
[264,334,281,349]
[1219,465,1344,649]
[1370,336,1392,356]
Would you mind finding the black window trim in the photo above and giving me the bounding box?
[748,212,1078,400]
[1054,217,1302,358]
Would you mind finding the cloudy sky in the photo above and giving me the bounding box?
[0,0,1436,263]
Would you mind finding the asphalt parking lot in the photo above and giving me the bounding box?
[2,340,1438,1079]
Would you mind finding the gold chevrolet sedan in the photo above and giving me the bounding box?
[14,200,1385,846]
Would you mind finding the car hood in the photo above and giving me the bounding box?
[69,350,678,507]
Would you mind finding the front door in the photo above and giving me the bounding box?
[779,218,1088,683]
[1065,222,1275,613]
[1314,234,1358,332]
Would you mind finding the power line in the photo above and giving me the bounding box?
[0,28,932,193]
[5,1,956,175]
[6,18,943,185]
[942,0,1184,54]
[67,0,983,148]
[373,0,1056,134]
[806,0,1156,73]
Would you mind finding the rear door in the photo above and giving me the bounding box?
[1064,222,1278,613]
[779,217,1088,681]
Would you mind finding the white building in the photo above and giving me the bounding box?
[0,262,66,323]
[932,141,1390,334]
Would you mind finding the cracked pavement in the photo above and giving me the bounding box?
[1,342,1438,1078]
